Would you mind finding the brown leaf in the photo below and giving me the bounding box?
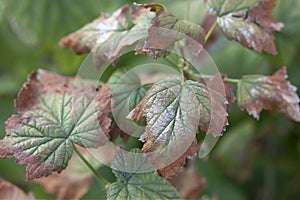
[237,67,300,121]
[158,139,198,179]
[170,170,207,199]
[60,4,155,68]
[137,5,205,59]
[208,0,284,54]
[95,84,113,138]
[0,180,35,200]
[60,5,129,55]
[36,146,96,200]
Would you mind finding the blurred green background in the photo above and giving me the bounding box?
[0,0,299,199]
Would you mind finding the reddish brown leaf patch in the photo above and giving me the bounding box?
[238,67,300,121]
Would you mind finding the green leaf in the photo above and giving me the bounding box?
[237,67,300,121]
[60,5,155,68]
[3,0,103,48]
[107,150,180,200]
[0,70,112,180]
[128,78,227,154]
[206,0,259,16]
[206,0,284,54]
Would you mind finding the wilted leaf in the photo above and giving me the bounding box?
[137,4,205,59]
[0,70,112,180]
[36,146,101,200]
[0,179,35,200]
[60,5,155,68]
[107,149,180,200]
[206,0,284,54]
[237,67,300,121]
[170,170,207,199]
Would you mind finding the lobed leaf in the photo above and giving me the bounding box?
[237,67,300,121]
[206,0,284,54]
[0,70,112,180]
[128,78,227,177]
[108,150,180,200]
[60,5,155,68]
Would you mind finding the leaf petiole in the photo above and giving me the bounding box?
[73,144,110,186]
[204,20,218,43]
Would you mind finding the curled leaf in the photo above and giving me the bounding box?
[0,70,112,180]
[60,5,155,68]
[0,179,35,200]
[207,0,284,54]
[137,5,205,59]
[237,67,300,121]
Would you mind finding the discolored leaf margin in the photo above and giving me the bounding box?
[0,70,112,180]
[157,139,198,179]
[0,179,35,200]
[60,4,156,68]
[206,0,284,55]
[36,146,100,200]
[128,78,227,178]
[136,3,206,59]
[237,67,300,121]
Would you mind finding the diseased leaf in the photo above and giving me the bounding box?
[128,78,227,177]
[108,149,180,200]
[60,5,155,68]
[237,67,300,121]
[198,74,236,110]
[157,139,198,179]
[170,170,207,199]
[136,4,205,59]
[0,70,112,180]
[36,146,100,200]
[0,179,35,200]
[206,0,284,54]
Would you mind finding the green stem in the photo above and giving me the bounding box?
[184,68,240,84]
[224,77,240,83]
[73,145,110,185]
[204,20,218,43]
